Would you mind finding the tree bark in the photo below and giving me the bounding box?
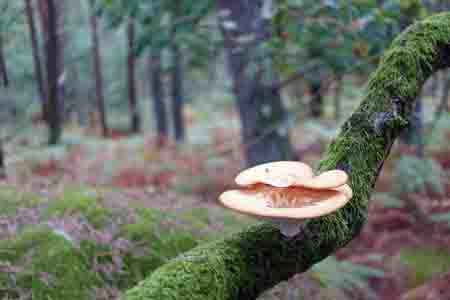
[125,13,450,300]
[310,80,323,118]
[44,0,62,145]
[442,72,450,112]
[149,52,168,147]
[24,0,47,105]
[429,72,450,134]
[0,34,9,88]
[218,0,294,167]
[38,0,65,99]
[400,95,424,155]
[89,0,108,137]
[0,139,5,179]
[127,19,140,134]
[429,72,440,98]
[170,42,186,143]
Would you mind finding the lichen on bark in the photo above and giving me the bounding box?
[125,13,450,300]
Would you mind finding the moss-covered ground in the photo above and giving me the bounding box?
[0,186,253,299]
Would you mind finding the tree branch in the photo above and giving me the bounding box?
[125,13,450,300]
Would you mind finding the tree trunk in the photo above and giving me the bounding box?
[410,98,424,157]
[400,94,426,158]
[38,0,65,101]
[149,52,168,147]
[44,0,62,145]
[89,0,108,137]
[0,34,9,88]
[310,80,323,118]
[24,0,47,106]
[0,140,5,179]
[127,19,140,134]
[444,72,450,112]
[218,0,294,167]
[125,13,450,300]
[429,72,450,134]
[429,72,440,98]
[170,42,185,143]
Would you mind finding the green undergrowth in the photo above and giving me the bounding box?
[43,187,111,228]
[0,227,98,300]
[120,208,199,287]
[0,186,250,298]
[0,187,44,216]
[400,248,450,287]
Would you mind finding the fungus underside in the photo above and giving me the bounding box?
[125,13,450,300]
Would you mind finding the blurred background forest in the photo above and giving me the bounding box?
[0,0,449,299]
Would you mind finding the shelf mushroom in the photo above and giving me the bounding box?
[219,161,352,237]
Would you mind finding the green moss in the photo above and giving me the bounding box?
[43,188,111,227]
[0,227,98,300]
[400,248,450,287]
[120,208,199,288]
[125,13,450,300]
[0,187,44,216]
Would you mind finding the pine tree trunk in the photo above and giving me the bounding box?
[89,0,108,137]
[443,73,450,112]
[0,34,9,88]
[429,72,450,132]
[44,0,62,145]
[149,53,168,147]
[0,139,5,179]
[310,80,323,118]
[402,98,424,157]
[38,0,65,102]
[430,72,440,98]
[218,0,294,167]
[127,20,140,134]
[24,0,47,106]
[170,42,185,143]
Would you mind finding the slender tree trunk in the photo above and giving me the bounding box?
[444,73,450,112]
[218,0,294,167]
[414,98,424,157]
[38,0,65,118]
[310,80,323,118]
[44,0,62,145]
[25,0,47,106]
[0,34,9,88]
[55,0,65,108]
[127,19,140,134]
[429,72,450,134]
[149,52,168,147]
[170,42,185,143]
[430,72,440,98]
[0,139,5,179]
[400,97,424,153]
[89,0,108,137]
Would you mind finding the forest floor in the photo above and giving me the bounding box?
[1,110,450,299]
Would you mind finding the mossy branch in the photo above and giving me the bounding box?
[125,13,450,300]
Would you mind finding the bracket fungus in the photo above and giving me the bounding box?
[220,161,352,237]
